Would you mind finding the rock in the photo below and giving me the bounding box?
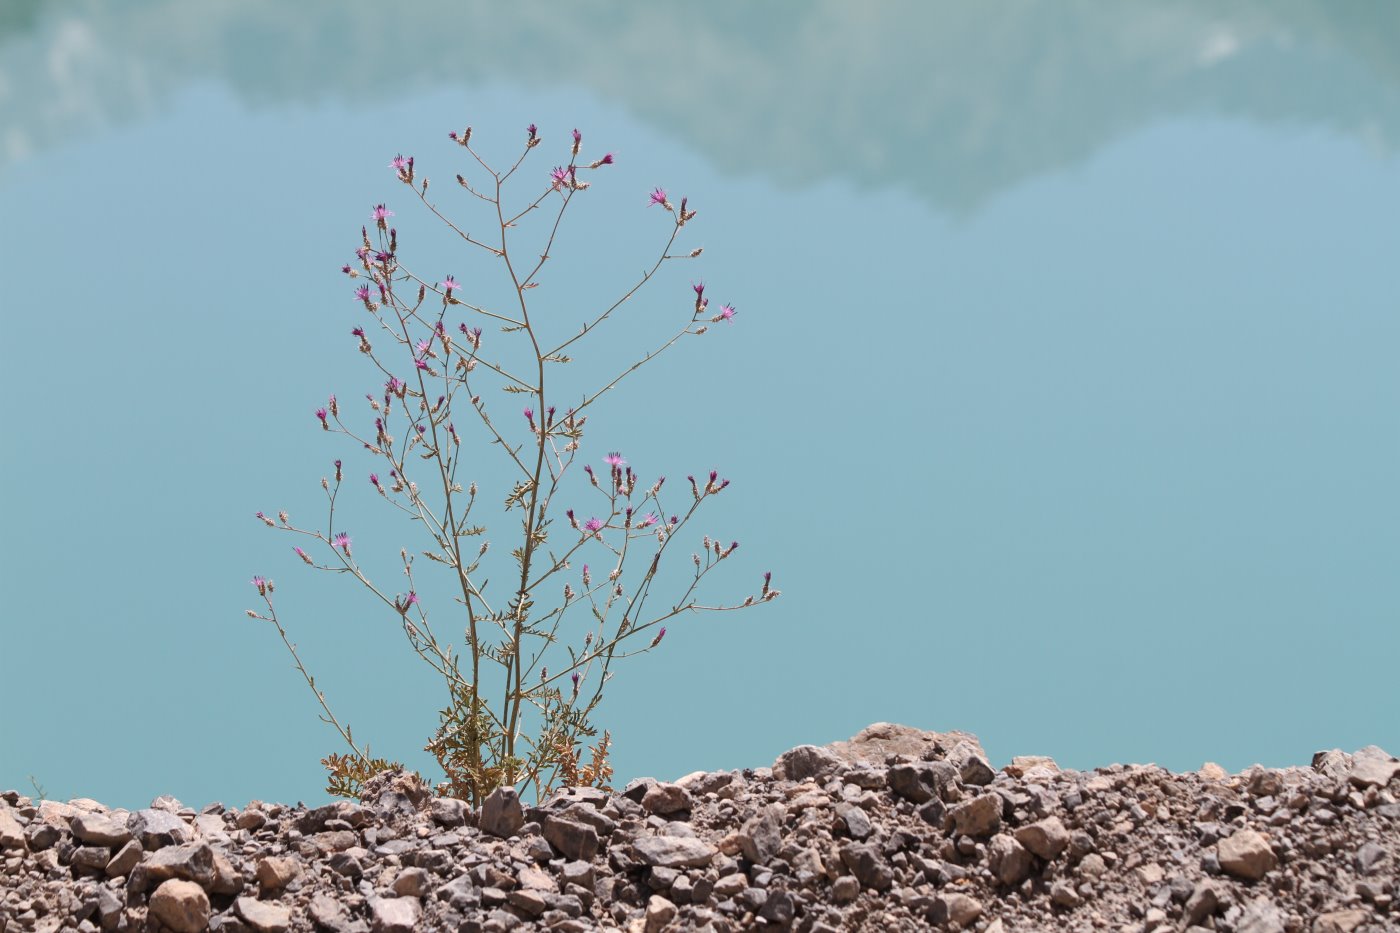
[131,840,215,892]
[932,892,983,926]
[835,802,873,839]
[1015,815,1069,860]
[308,892,351,932]
[772,744,842,782]
[632,835,716,869]
[128,808,193,849]
[1184,881,1220,926]
[640,782,692,816]
[947,793,1001,837]
[888,761,956,804]
[1235,897,1286,933]
[1050,881,1081,908]
[104,838,143,877]
[543,817,598,861]
[235,896,292,933]
[644,894,677,933]
[507,888,547,916]
[69,812,132,847]
[988,834,1034,886]
[839,843,893,891]
[1354,841,1386,874]
[738,805,784,865]
[675,770,735,796]
[824,722,986,766]
[1198,762,1229,781]
[832,874,860,903]
[1312,909,1370,933]
[1005,755,1058,777]
[1312,749,1352,779]
[429,796,468,827]
[359,769,431,819]
[210,851,244,895]
[0,808,25,848]
[1217,829,1276,881]
[255,855,301,891]
[1347,756,1400,789]
[148,879,210,933]
[479,786,523,838]
[368,895,420,933]
[393,866,432,897]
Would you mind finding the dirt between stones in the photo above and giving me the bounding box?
[1,723,1397,933]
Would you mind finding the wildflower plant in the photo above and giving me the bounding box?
[247,124,778,807]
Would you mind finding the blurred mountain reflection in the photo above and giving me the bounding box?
[3,0,1398,211]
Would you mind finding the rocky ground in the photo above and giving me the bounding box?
[1,724,1397,933]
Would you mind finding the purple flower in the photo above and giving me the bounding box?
[651,627,666,648]
[599,153,614,165]
[352,327,365,337]
[571,672,580,690]
[370,473,380,487]
[550,166,569,189]
[636,512,658,528]
[693,281,705,298]
[523,407,534,422]
[386,376,404,393]
[389,154,408,171]
[718,303,736,323]
[416,339,431,356]
[603,452,626,467]
[572,128,581,145]
[527,123,537,140]
[332,533,352,553]
[583,518,604,533]
[316,408,328,425]
[407,591,419,606]
[371,204,394,222]
[439,275,459,293]
[648,187,667,207]
[415,358,429,370]
[250,576,266,589]
[354,285,371,302]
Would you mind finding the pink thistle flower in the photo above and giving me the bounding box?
[693,281,705,298]
[355,246,370,262]
[316,408,328,427]
[352,327,365,337]
[386,376,404,394]
[603,452,626,467]
[371,203,394,223]
[416,339,432,356]
[407,591,419,606]
[583,517,604,534]
[572,128,581,145]
[523,407,534,425]
[550,166,569,189]
[582,564,591,585]
[636,512,658,528]
[718,303,737,323]
[571,671,579,690]
[648,187,667,207]
[439,275,459,294]
[370,473,381,487]
[332,533,352,554]
[389,154,408,171]
[599,153,614,165]
[415,358,429,370]
[527,123,537,140]
[250,575,266,590]
[354,285,371,302]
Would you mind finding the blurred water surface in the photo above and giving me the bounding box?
[2,1,1398,809]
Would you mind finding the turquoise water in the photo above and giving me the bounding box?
[2,2,1398,811]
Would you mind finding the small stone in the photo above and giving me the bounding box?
[1078,853,1107,878]
[149,879,210,933]
[128,808,193,849]
[429,797,468,827]
[506,888,547,916]
[1144,907,1169,931]
[1235,896,1286,933]
[236,896,292,933]
[947,793,1001,837]
[644,895,678,933]
[309,893,350,932]
[738,805,784,865]
[70,812,132,847]
[392,867,432,897]
[516,864,555,891]
[839,843,893,891]
[105,839,143,877]
[640,783,692,816]
[932,892,983,927]
[255,855,301,891]
[131,840,215,892]
[835,802,872,839]
[1348,756,1400,789]
[831,875,860,903]
[1354,841,1386,874]
[1198,762,1229,781]
[772,744,842,782]
[1217,829,1276,881]
[1184,881,1220,926]
[632,834,716,869]
[1050,881,1081,908]
[1313,909,1370,933]
[0,809,25,849]
[988,834,1034,886]
[369,895,421,933]
[1005,755,1058,777]
[1015,816,1069,860]
[211,851,244,895]
[543,817,599,861]
[479,786,524,839]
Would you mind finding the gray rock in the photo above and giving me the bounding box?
[640,782,692,816]
[70,812,132,847]
[1347,756,1400,789]
[130,840,215,893]
[235,896,292,933]
[738,804,784,865]
[1184,880,1220,925]
[149,879,210,933]
[839,843,893,890]
[543,817,599,861]
[988,833,1034,886]
[309,892,352,932]
[632,834,717,869]
[1311,749,1352,779]
[1354,841,1386,874]
[1312,909,1370,933]
[1235,896,1286,933]
[772,744,842,782]
[1217,829,1276,881]
[479,786,524,839]
[429,796,468,827]
[128,808,193,849]
[947,793,1002,837]
[369,895,421,933]
[835,802,873,839]
[932,892,983,926]
[1015,815,1069,860]
[392,866,432,897]
[888,761,957,804]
